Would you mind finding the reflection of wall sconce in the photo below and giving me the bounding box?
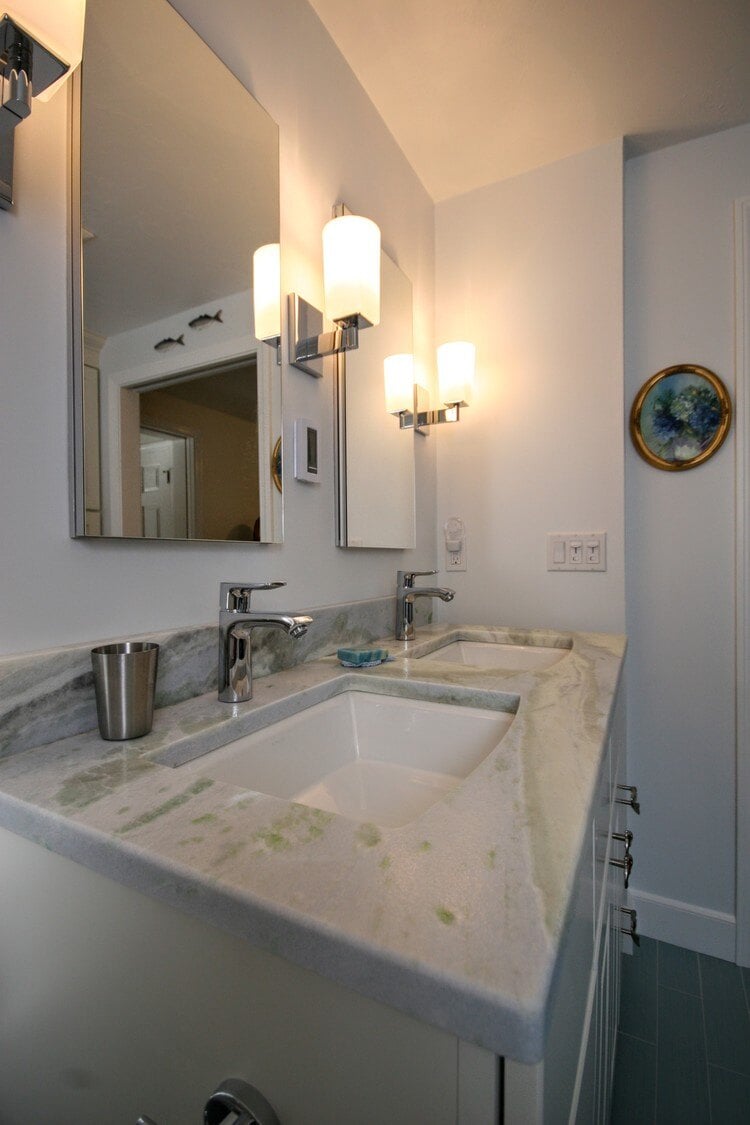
[386,342,475,435]
[252,242,281,364]
[1,1,86,209]
[290,204,381,377]
[438,341,475,410]
[384,353,415,415]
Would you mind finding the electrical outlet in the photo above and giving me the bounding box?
[446,544,466,571]
[444,516,467,571]
[547,532,607,572]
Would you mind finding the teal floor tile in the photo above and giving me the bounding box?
[611,1032,656,1124]
[699,953,750,1076]
[620,935,658,1042]
[656,986,710,1124]
[658,940,700,996]
[708,1065,750,1123]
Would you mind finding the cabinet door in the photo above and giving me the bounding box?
[595,913,611,1124]
[606,707,627,1117]
[568,748,614,1123]
[575,683,628,1125]
[569,963,598,1125]
[0,828,464,1125]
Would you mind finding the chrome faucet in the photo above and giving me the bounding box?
[218,582,313,703]
[396,570,455,641]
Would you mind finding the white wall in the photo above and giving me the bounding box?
[433,140,625,634]
[624,124,750,957]
[0,0,436,656]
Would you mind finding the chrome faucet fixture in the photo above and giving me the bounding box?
[396,570,455,641]
[218,581,312,703]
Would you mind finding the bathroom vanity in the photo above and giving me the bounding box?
[0,624,627,1123]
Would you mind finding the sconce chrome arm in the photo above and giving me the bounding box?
[395,384,465,436]
[288,293,361,378]
[0,14,69,210]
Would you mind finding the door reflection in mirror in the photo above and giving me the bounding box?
[124,356,260,541]
[139,430,191,540]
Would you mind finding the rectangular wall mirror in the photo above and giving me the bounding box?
[69,0,282,543]
[335,251,416,548]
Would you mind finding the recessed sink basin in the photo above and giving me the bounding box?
[417,640,568,672]
[184,690,515,828]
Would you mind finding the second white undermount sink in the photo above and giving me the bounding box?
[417,640,569,671]
[184,690,515,828]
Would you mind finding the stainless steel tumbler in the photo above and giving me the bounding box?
[91,642,159,740]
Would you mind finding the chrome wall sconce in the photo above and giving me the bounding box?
[289,204,381,377]
[253,242,281,364]
[1,1,86,209]
[386,341,476,434]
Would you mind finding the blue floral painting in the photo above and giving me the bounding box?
[635,368,730,468]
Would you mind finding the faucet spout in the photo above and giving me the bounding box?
[218,581,312,703]
[233,613,313,641]
[405,587,455,603]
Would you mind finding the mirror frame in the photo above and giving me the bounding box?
[69,69,85,537]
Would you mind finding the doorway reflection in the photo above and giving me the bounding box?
[115,356,262,541]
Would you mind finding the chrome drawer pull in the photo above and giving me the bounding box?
[612,829,633,854]
[619,906,640,945]
[610,851,633,888]
[616,784,640,814]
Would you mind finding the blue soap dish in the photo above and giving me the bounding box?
[337,647,392,668]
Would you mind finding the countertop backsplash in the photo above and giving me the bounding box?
[0,595,430,759]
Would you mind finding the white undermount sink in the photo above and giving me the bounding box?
[417,640,569,671]
[185,690,515,828]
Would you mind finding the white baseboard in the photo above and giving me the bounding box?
[628,888,736,961]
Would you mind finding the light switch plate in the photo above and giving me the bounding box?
[547,532,607,571]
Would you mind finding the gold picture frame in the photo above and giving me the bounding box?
[271,435,282,493]
[630,364,732,471]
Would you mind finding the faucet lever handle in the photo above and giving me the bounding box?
[399,569,437,587]
[221,581,286,612]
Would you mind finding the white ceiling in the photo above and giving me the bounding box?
[308,0,750,202]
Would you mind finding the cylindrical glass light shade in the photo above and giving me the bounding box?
[438,341,475,406]
[384,353,414,414]
[323,214,381,328]
[253,243,281,341]
[8,0,86,101]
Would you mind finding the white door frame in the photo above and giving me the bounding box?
[735,195,750,966]
[256,341,282,543]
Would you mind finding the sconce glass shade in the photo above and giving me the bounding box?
[438,341,475,406]
[6,0,86,100]
[253,242,281,341]
[384,353,414,414]
[322,214,381,328]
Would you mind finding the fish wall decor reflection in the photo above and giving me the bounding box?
[153,335,185,352]
[188,310,223,330]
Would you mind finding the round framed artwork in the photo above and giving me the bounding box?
[629,364,732,471]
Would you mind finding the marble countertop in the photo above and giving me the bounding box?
[0,624,625,1063]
